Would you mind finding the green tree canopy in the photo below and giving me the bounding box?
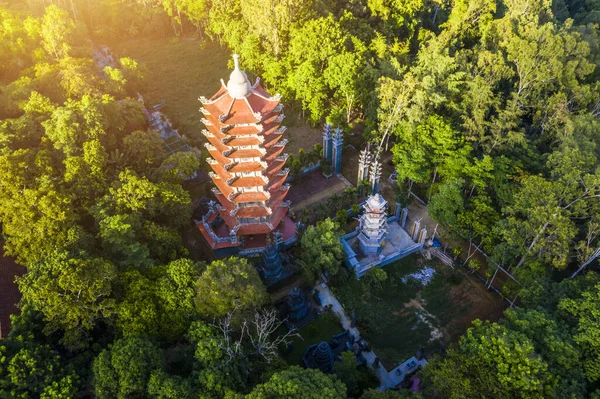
[299,218,345,282]
[195,257,268,318]
[247,366,347,399]
[92,336,165,399]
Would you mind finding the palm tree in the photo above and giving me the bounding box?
[328,194,341,212]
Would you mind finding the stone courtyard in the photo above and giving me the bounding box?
[346,222,416,267]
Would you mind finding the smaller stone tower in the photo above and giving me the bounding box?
[261,239,284,285]
[286,286,309,322]
[312,342,335,374]
[358,194,388,255]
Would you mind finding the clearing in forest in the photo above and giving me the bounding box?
[331,254,506,369]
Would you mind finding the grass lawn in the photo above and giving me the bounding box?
[115,38,322,155]
[115,38,229,148]
[280,312,344,367]
[331,254,504,369]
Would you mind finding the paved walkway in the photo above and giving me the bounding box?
[314,282,425,390]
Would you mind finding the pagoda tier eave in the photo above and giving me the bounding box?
[216,206,289,234]
[202,85,281,125]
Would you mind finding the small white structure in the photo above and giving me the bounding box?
[358,194,389,255]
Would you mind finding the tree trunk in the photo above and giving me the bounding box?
[462,239,477,266]
[69,0,78,24]
[177,8,184,35]
[571,247,600,278]
[514,221,549,270]
[432,6,439,24]
[87,0,92,32]
[273,30,279,59]
[487,267,499,289]
[173,19,178,36]
[427,166,438,203]
[346,95,353,124]
[469,184,477,197]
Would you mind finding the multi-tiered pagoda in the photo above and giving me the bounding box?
[358,193,388,255]
[197,55,296,255]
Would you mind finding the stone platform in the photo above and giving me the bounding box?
[341,216,423,278]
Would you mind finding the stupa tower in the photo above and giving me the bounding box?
[197,55,295,255]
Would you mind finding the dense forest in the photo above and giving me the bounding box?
[2,0,600,397]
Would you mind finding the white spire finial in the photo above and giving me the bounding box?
[227,54,250,98]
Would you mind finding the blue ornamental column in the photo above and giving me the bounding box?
[401,207,409,228]
[322,124,333,163]
[332,127,343,174]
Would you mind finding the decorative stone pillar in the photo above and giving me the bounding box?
[412,220,421,241]
[322,124,333,163]
[418,228,428,246]
[229,229,238,245]
[273,230,283,249]
[332,127,343,174]
[357,147,371,186]
[401,208,409,228]
[369,157,382,195]
[395,202,402,219]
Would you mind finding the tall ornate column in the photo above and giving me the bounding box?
[332,127,343,174]
[357,147,371,186]
[369,156,382,195]
[322,124,333,164]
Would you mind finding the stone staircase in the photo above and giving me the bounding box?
[430,248,453,268]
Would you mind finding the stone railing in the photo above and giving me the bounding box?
[239,247,265,256]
